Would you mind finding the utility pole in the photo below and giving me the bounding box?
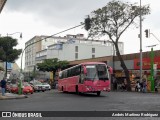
[5,32,22,79]
[139,0,143,82]
[146,44,157,92]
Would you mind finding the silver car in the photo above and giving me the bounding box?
[42,83,51,91]
[30,81,45,92]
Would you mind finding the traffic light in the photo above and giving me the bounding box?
[84,16,91,31]
[144,29,149,38]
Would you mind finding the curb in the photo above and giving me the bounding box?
[0,95,28,100]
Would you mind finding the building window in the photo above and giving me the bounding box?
[75,46,78,52]
[92,55,95,58]
[75,53,78,59]
[92,48,95,53]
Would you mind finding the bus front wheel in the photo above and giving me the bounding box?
[97,91,101,96]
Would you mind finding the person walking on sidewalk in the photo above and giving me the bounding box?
[142,79,147,93]
[1,77,7,96]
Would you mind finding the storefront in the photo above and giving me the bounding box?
[114,57,160,91]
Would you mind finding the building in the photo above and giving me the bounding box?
[35,39,124,64]
[35,36,124,63]
[69,50,160,75]
[24,34,123,80]
[25,34,124,72]
[25,35,67,72]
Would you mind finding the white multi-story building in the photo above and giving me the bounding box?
[25,34,83,72]
[25,36,59,72]
[36,39,124,64]
[25,34,124,73]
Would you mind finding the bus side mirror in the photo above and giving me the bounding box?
[83,66,87,75]
[108,66,113,74]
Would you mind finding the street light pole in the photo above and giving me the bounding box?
[140,0,143,82]
[5,32,22,79]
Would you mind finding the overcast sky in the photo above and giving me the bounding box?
[0,0,160,68]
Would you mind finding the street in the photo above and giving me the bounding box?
[0,90,160,120]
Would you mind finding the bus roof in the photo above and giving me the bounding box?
[60,62,107,72]
[80,62,106,65]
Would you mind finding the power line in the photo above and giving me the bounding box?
[21,23,84,71]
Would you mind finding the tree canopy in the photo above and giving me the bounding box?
[0,36,22,77]
[84,0,150,91]
[37,58,69,73]
[0,36,22,62]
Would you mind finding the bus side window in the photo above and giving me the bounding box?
[67,69,71,77]
[59,72,62,79]
[62,71,67,78]
[62,72,64,79]
[75,66,81,76]
[71,68,75,76]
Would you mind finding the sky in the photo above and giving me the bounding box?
[0,0,160,69]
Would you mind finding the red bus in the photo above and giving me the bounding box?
[58,62,111,96]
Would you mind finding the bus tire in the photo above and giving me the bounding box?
[76,85,79,94]
[62,86,63,92]
[97,91,101,96]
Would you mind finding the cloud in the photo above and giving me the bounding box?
[5,0,111,28]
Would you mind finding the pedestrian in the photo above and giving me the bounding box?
[139,81,143,92]
[135,81,140,92]
[1,77,7,96]
[112,75,117,91]
[142,79,147,93]
[121,78,127,91]
[155,78,158,92]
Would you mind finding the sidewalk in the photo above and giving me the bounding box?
[0,93,28,100]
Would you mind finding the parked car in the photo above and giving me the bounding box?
[23,82,34,94]
[6,83,12,92]
[42,83,51,91]
[30,81,45,92]
[10,84,18,93]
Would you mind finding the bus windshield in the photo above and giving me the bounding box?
[85,64,109,81]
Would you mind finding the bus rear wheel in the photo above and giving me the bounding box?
[76,85,79,94]
[62,86,63,92]
[97,91,101,96]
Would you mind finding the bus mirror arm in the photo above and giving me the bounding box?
[108,66,113,74]
[83,66,87,75]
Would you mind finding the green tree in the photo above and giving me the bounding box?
[84,0,150,91]
[0,36,22,77]
[37,58,69,81]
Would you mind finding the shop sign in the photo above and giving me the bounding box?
[134,57,160,69]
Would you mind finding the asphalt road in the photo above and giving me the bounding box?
[0,90,160,120]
